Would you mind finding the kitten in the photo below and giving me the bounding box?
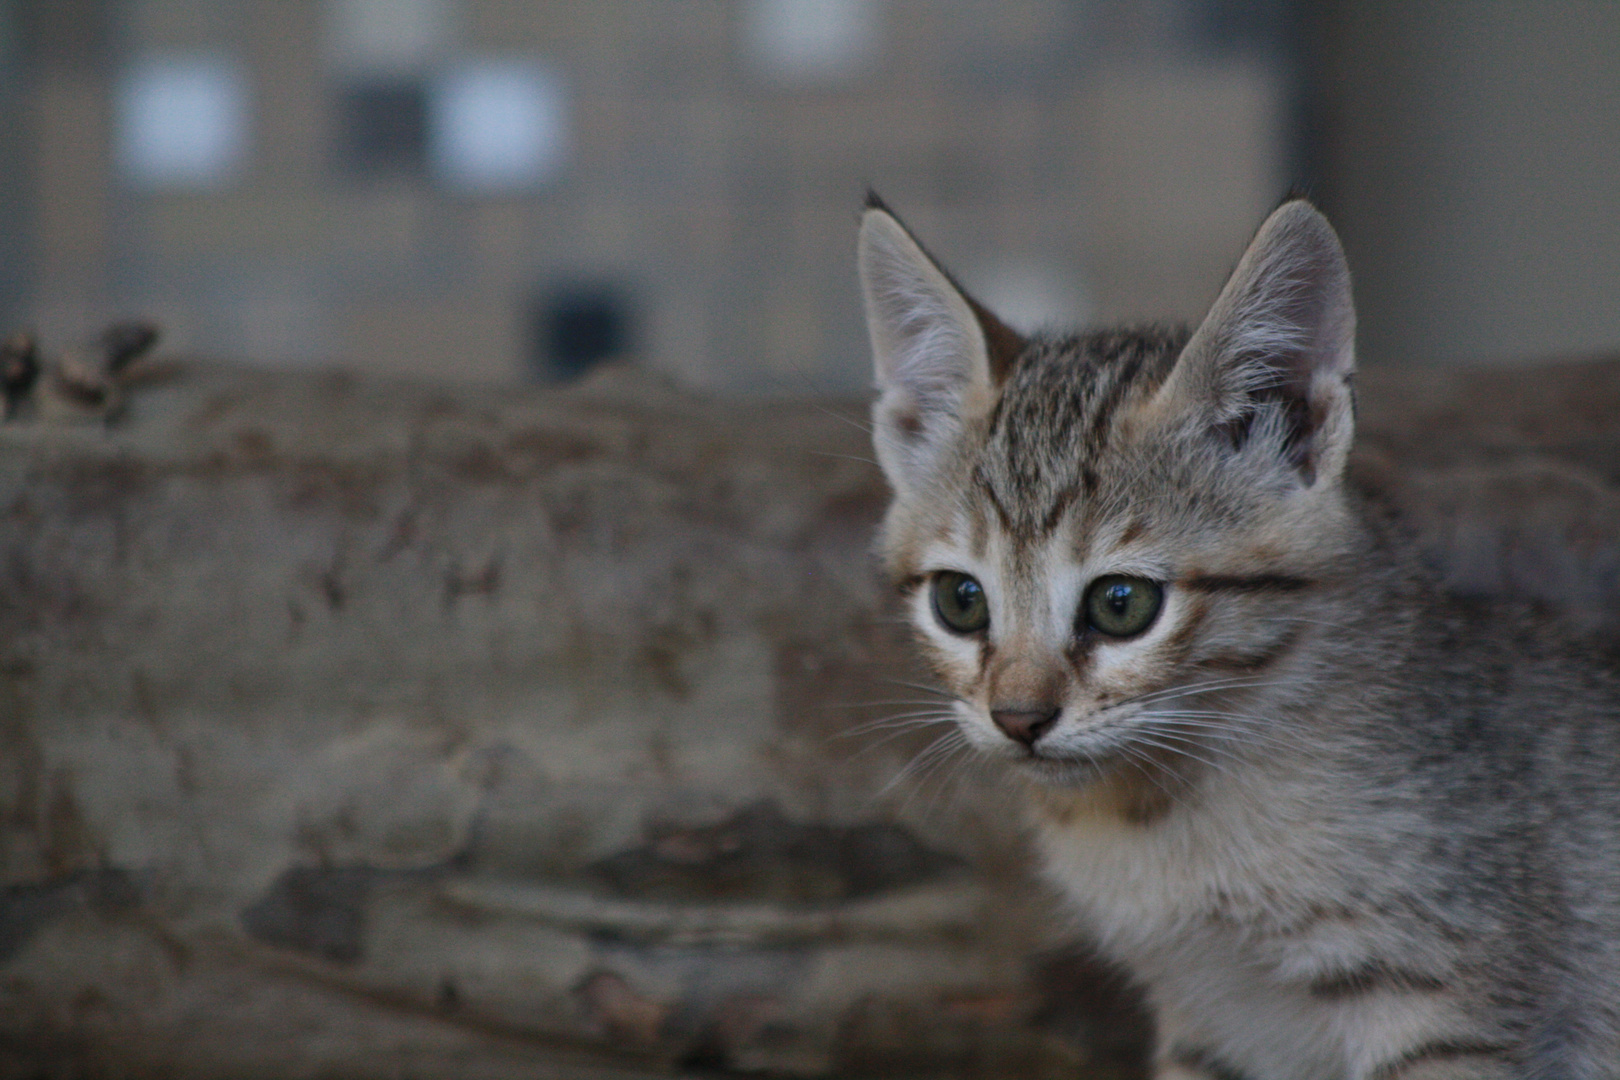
[857,194,1620,1080]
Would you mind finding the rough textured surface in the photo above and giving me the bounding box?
[2,356,1620,1078]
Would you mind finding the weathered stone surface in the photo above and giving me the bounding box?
[2,356,1619,1078]
[1354,358,1620,639]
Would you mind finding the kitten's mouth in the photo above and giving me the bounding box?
[1008,720,1160,787]
[1017,746,1117,787]
[971,711,1164,787]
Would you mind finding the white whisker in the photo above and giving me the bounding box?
[1111,740,1190,802]
[807,399,875,436]
[877,729,969,801]
[837,711,958,740]
[1133,713,1311,758]
[808,450,880,467]
[1125,732,1230,776]
[1106,676,1290,713]
[829,698,962,710]
[879,678,961,699]
[838,721,961,763]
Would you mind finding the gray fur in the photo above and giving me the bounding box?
[859,198,1620,1080]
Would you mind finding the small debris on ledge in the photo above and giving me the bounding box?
[0,319,163,425]
[1,331,39,417]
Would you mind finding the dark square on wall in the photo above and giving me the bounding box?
[335,80,428,177]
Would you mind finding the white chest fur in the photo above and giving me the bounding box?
[1029,779,1461,1080]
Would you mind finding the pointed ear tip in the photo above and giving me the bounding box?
[1248,202,1350,285]
[858,193,916,254]
[1265,199,1339,242]
[857,208,911,257]
[859,201,899,225]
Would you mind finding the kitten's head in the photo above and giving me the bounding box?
[859,196,1360,813]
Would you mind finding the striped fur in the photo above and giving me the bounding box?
[860,199,1620,1079]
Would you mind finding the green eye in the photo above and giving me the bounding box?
[931,572,989,634]
[1084,575,1164,638]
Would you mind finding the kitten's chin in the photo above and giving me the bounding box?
[1014,751,1115,790]
[964,726,1137,790]
[1017,746,1187,825]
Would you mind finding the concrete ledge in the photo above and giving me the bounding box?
[3,357,1620,1078]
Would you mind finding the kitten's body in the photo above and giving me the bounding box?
[857,198,1620,1079]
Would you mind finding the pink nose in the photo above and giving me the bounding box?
[991,707,1059,747]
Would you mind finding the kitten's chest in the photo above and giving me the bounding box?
[1028,780,1362,961]
[1029,797,1343,1077]
[1028,784,1462,1080]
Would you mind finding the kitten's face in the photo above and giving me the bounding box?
[858,199,1358,807]
[883,331,1351,796]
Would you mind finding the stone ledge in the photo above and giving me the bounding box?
[2,356,1618,1078]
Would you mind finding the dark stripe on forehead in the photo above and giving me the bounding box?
[1039,483,1082,535]
[977,329,1183,542]
[973,464,1016,532]
[1308,962,1448,1001]
[1080,345,1146,459]
[1367,1042,1515,1080]
[1180,574,1313,593]
[968,496,991,559]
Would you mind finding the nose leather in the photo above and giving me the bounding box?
[991,707,1059,747]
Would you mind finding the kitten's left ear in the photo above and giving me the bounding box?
[858,198,1024,499]
[1155,200,1356,487]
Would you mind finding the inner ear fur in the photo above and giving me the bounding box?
[1154,200,1357,488]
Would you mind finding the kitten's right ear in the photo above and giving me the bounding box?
[859,199,1022,498]
[1153,199,1357,489]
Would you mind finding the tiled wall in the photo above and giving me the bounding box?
[13,0,1291,392]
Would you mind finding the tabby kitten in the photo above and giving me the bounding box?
[858,195,1620,1080]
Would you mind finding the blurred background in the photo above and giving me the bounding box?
[1,0,1618,393]
[4,6,1620,1075]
